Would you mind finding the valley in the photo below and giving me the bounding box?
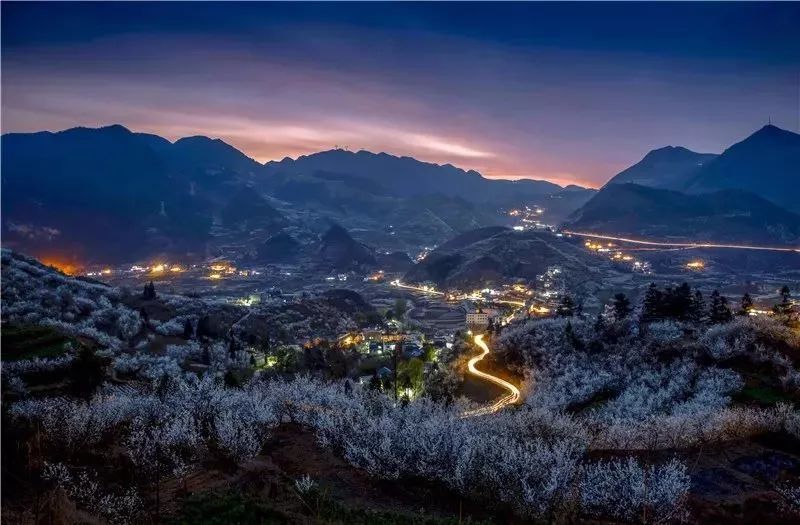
[2,4,800,521]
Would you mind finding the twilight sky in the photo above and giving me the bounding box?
[2,3,799,187]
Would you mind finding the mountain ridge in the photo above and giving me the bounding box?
[683,124,800,212]
[604,145,717,190]
[565,183,800,245]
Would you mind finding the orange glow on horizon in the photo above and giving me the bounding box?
[39,256,82,276]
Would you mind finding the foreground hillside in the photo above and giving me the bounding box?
[3,250,798,523]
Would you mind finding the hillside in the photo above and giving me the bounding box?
[404,227,599,288]
[316,224,377,271]
[685,125,800,212]
[566,183,800,244]
[604,146,717,190]
[1,125,261,263]
[264,148,566,202]
[2,125,594,263]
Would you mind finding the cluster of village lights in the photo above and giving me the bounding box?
[583,240,651,273]
[85,261,260,280]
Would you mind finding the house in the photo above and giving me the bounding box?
[403,343,424,359]
[466,308,489,329]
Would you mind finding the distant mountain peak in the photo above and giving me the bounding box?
[57,123,134,137]
[684,123,800,212]
[644,145,704,157]
[322,223,351,240]
[739,123,799,144]
[97,124,132,134]
[604,145,717,190]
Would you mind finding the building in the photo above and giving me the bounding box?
[466,309,489,329]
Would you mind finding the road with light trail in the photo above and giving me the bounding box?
[462,334,521,417]
[388,280,523,415]
[563,231,800,253]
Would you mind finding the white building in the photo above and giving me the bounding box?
[466,310,489,329]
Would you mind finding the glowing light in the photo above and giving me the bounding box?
[40,257,81,276]
[209,273,222,280]
[170,265,183,273]
[565,231,800,253]
[150,264,166,274]
[462,334,521,417]
[686,261,705,270]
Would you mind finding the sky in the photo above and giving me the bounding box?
[2,2,799,188]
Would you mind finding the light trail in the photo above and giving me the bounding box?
[462,334,521,417]
[388,280,523,415]
[389,280,525,307]
[389,280,444,296]
[563,231,800,253]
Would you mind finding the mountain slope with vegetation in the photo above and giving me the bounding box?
[405,227,600,288]
[604,146,717,190]
[2,125,595,263]
[566,183,800,245]
[685,125,800,213]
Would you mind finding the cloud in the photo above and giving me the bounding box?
[402,133,494,159]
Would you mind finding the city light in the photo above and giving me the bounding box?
[686,261,705,270]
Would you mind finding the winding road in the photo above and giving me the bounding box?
[462,334,521,417]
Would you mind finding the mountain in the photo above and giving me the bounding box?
[316,224,377,270]
[375,251,415,273]
[604,146,717,190]
[261,148,594,249]
[263,148,565,202]
[168,136,262,176]
[566,183,800,245]
[1,124,592,263]
[404,227,598,289]
[255,232,302,263]
[220,187,285,231]
[684,125,800,212]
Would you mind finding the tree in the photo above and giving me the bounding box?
[738,293,753,316]
[690,290,706,324]
[593,313,607,333]
[564,321,584,351]
[773,285,793,316]
[182,319,194,339]
[196,315,213,340]
[398,358,425,397]
[611,293,632,321]
[69,346,107,398]
[641,283,662,322]
[394,298,408,320]
[672,283,694,321]
[709,290,733,324]
[368,374,383,392]
[556,295,576,317]
[142,281,157,300]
